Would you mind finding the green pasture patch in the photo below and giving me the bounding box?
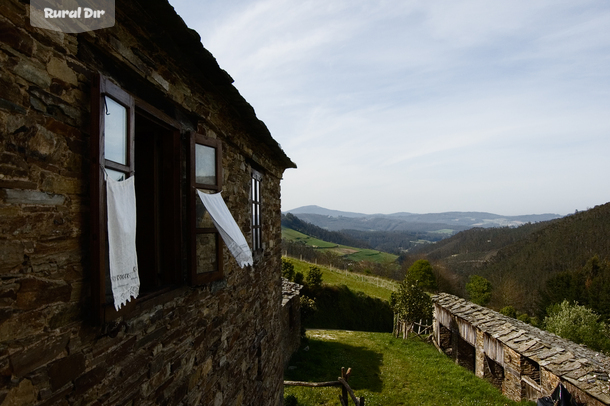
[343,248,398,263]
[282,227,338,248]
[284,330,535,406]
[429,229,455,235]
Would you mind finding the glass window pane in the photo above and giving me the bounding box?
[196,234,217,274]
[104,96,127,165]
[106,168,126,181]
[195,144,216,185]
[196,194,215,229]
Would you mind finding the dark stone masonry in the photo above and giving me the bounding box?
[0,0,296,405]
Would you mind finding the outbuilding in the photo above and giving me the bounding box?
[433,293,610,405]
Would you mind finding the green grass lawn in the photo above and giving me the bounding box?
[285,258,397,301]
[285,330,535,406]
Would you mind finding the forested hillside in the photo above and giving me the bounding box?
[410,203,610,317]
[281,213,370,248]
[408,221,555,276]
[478,203,610,314]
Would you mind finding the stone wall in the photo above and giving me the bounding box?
[281,279,302,370]
[0,0,294,405]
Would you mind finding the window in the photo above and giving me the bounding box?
[251,170,262,252]
[91,74,183,323]
[189,133,224,285]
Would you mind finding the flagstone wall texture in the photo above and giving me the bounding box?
[0,0,294,405]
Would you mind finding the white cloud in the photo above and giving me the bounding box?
[170,0,610,215]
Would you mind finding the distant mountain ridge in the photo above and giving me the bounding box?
[285,205,563,233]
[287,205,372,218]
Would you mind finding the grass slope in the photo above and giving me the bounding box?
[285,330,535,406]
[282,227,338,248]
[285,257,397,301]
[282,227,399,265]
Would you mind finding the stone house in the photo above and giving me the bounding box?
[433,293,610,405]
[0,0,295,405]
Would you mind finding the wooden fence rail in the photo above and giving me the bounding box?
[394,316,433,340]
[284,367,365,406]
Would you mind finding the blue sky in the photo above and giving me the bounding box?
[170,0,610,216]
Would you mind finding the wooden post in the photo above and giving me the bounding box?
[341,367,348,404]
[284,367,363,405]
[338,378,360,405]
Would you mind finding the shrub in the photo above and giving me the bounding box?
[544,300,610,353]
[500,305,517,318]
[306,266,323,290]
[302,285,393,332]
[390,279,432,325]
[300,295,317,322]
[282,258,295,281]
[294,272,304,285]
[406,259,437,292]
[466,275,492,306]
[284,394,298,406]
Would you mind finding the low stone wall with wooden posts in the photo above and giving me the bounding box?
[433,293,610,405]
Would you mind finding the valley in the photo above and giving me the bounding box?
[283,202,610,321]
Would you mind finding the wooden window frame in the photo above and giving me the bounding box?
[90,74,182,324]
[189,133,224,285]
[251,170,263,252]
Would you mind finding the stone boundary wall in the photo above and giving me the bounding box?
[281,279,302,370]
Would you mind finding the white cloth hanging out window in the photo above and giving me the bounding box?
[106,175,140,310]
[196,190,253,268]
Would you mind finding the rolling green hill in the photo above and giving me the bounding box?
[282,226,398,265]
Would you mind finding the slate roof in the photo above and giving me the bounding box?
[433,293,610,404]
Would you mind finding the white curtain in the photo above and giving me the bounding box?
[106,175,140,310]
[196,190,253,268]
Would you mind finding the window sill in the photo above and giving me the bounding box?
[101,285,188,324]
